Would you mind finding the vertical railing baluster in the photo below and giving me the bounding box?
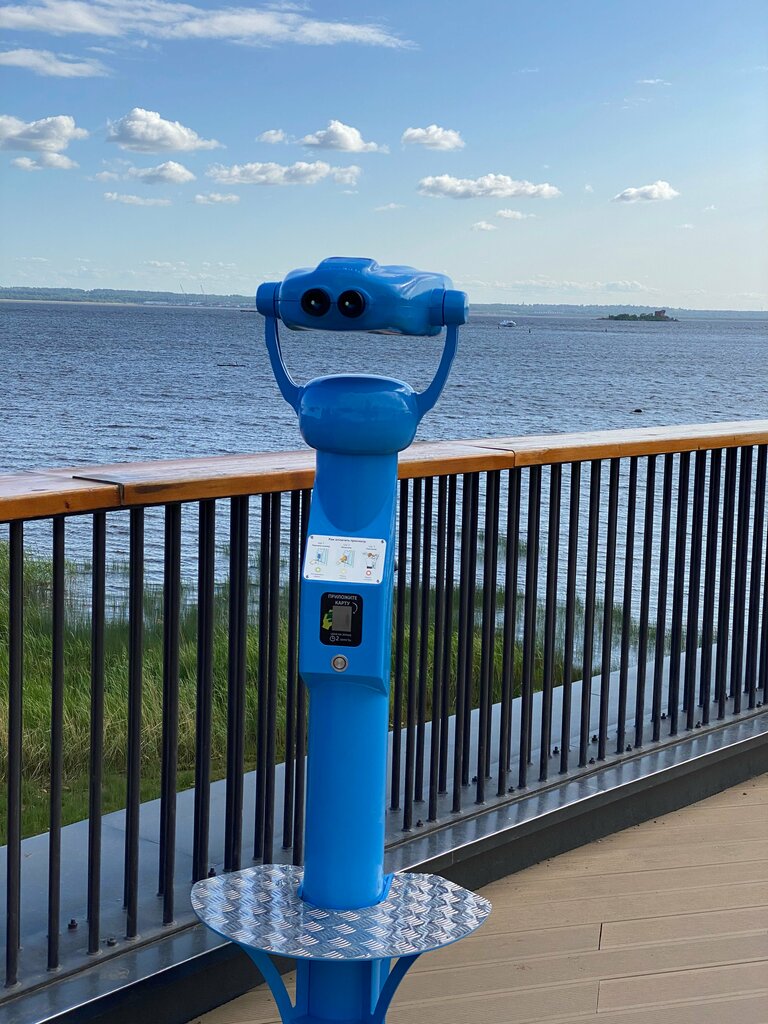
[439,475,457,794]
[88,513,105,955]
[462,474,480,785]
[477,470,500,802]
[263,492,281,862]
[193,499,215,882]
[452,474,473,813]
[125,508,144,938]
[652,455,673,742]
[580,460,601,766]
[539,465,561,781]
[484,473,500,782]
[684,452,706,729]
[730,447,753,713]
[5,520,23,987]
[283,491,301,849]
[160,504,181,924]
[617,458,637,754]
[47,517,65,971]
[224,496,248,871]
[403,477,421,830]
[560,463,580,773]
[634,456,656,748]
[700,449,721,724]
[292,489,311,866]
[716,449,738,718]
[390,480,408,811]
[519,465,541,788]
[415,478,433,802]
[598,459,619,761]
[668,452,690,735]
[254,495,270,861]
[428,476,447,821]
[745,447,766,708]
[499,468,521,793]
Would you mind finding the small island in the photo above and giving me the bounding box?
[601,309,678,322]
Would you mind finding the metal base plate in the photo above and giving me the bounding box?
[191,865,491,962]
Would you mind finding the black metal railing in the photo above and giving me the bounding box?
[1,427,768,997]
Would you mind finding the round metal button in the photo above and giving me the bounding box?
[331,655,348,672]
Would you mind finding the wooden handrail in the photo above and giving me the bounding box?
[2,420,768,523]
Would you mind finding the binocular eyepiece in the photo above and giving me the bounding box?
[257,257,468,337]
[300,287,367,320]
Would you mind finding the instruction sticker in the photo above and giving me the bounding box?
[303,535,386,585]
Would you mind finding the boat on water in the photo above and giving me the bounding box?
[498,319,517,327]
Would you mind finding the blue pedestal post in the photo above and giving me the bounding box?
[192,259,490,1024]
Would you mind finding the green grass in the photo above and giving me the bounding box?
[0,539,662,843]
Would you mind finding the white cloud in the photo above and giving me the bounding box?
[637,78,670,85]
[374,202,404,211]
[126,159,196,184]
[0,1,410,48]
[194,192,240,204]
[679,223,694,230]
[584,183,594,193]
[0,113,87,153]
[12,156,42,171]
[496,209,535,220]
[401,124,464,150]
[0,47,108,75]
[104,191,171,206]
[704,204,716,211]
[612,179,680,202]
[418,173,561,200]
[471,221,497,232]
[207,159,353,186]
[257,128,287,144]
[331,164,361,186]
[108,108,220,152]
[11,149,78,170]
[93,169,118,180]
[300,120,386,153]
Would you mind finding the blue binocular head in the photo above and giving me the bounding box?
[256,257,468,337]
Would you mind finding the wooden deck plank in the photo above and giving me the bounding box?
[491,860,768,902]
[597,960,768,1011]
[519,839,768,877]
[407,922,601,970]
[594,820,768,848]
[477,881,768,933]
[535,992,768,1024]
[600,905,768,949]
[395,932,768,1000]
[386,980,599,1023]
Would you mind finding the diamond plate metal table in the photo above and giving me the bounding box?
[192,865,491,1023]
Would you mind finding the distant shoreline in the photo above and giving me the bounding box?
[1,292,765,318]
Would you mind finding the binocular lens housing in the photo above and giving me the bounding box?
[301,288,332,317]
[337,290,366,319]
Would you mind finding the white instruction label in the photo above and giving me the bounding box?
[303,535,387,585]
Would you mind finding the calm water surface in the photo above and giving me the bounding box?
[1,302,766,473]
[1,302,766,596]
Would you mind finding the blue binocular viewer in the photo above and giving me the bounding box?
[256,256,468,336]
[193,258,489,1024]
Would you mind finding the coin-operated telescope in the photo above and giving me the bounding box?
[193,258,490,1024]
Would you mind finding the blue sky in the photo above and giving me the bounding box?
[1,0,766,308]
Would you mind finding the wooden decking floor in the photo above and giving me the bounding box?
[193,775,768,1024]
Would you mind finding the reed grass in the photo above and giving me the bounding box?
[0,539,660,841]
